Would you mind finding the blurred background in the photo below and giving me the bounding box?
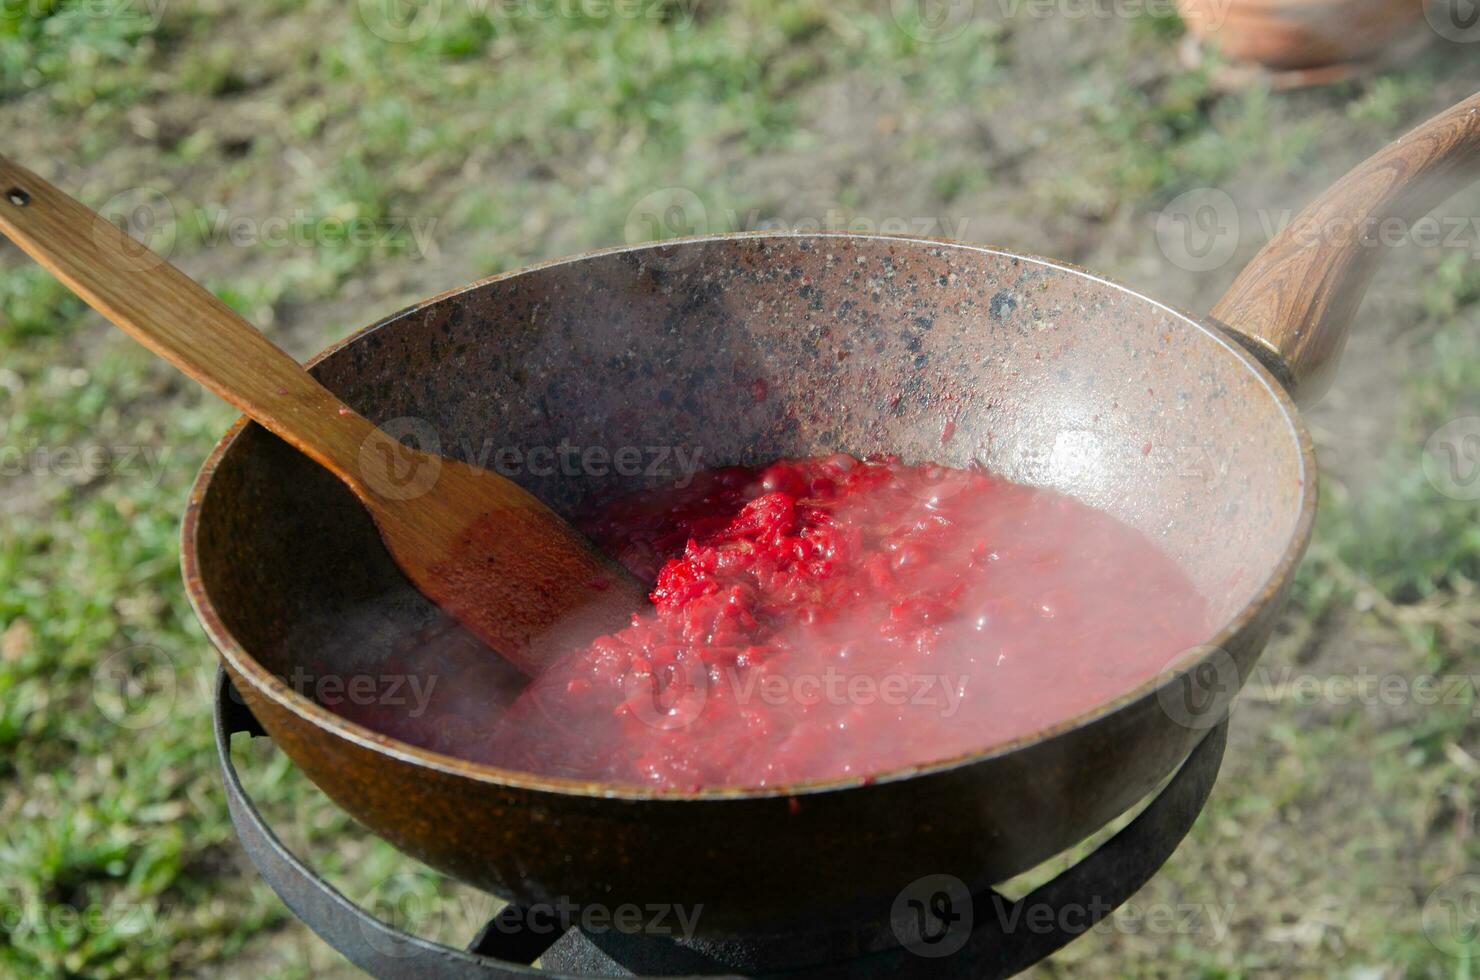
[1,1,1478,976]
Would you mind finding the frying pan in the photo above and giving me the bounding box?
[179,93,1480,935]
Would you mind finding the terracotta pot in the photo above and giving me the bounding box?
[1176,0,1425,70]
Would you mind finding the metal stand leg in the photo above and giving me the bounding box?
[216,669,1226,979]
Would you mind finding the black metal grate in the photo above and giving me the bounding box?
[215,670,1227,978]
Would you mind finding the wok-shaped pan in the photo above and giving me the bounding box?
[181,94,1480,934]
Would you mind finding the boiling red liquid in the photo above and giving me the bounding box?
[452,455,1210,790]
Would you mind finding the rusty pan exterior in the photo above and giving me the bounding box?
[182,234,1315,934]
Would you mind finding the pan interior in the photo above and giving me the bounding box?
[190,234,1307,772]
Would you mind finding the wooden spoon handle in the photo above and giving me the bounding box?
[1212,93,1480,403]
[0,156,375,481]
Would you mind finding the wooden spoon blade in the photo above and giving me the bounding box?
[0,154,646,678]
[360,446,650,676]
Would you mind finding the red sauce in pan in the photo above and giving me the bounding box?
[469,455,1208,789]
[333,456,1209,791]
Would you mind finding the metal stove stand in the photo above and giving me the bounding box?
[216,670,1227,978]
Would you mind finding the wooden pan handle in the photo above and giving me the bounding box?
[0,156,377,483]
[1211,92,1480,403]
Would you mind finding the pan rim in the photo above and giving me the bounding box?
[181,231,1318,803]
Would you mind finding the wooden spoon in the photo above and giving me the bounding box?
[0,157,647,677]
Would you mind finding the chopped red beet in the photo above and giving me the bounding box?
[470,455,1210,790]
[331,456,1209,791]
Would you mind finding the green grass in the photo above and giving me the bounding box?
[1295,263,1480,610]
[1,1,1477,976]
[0,3,1011,975]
